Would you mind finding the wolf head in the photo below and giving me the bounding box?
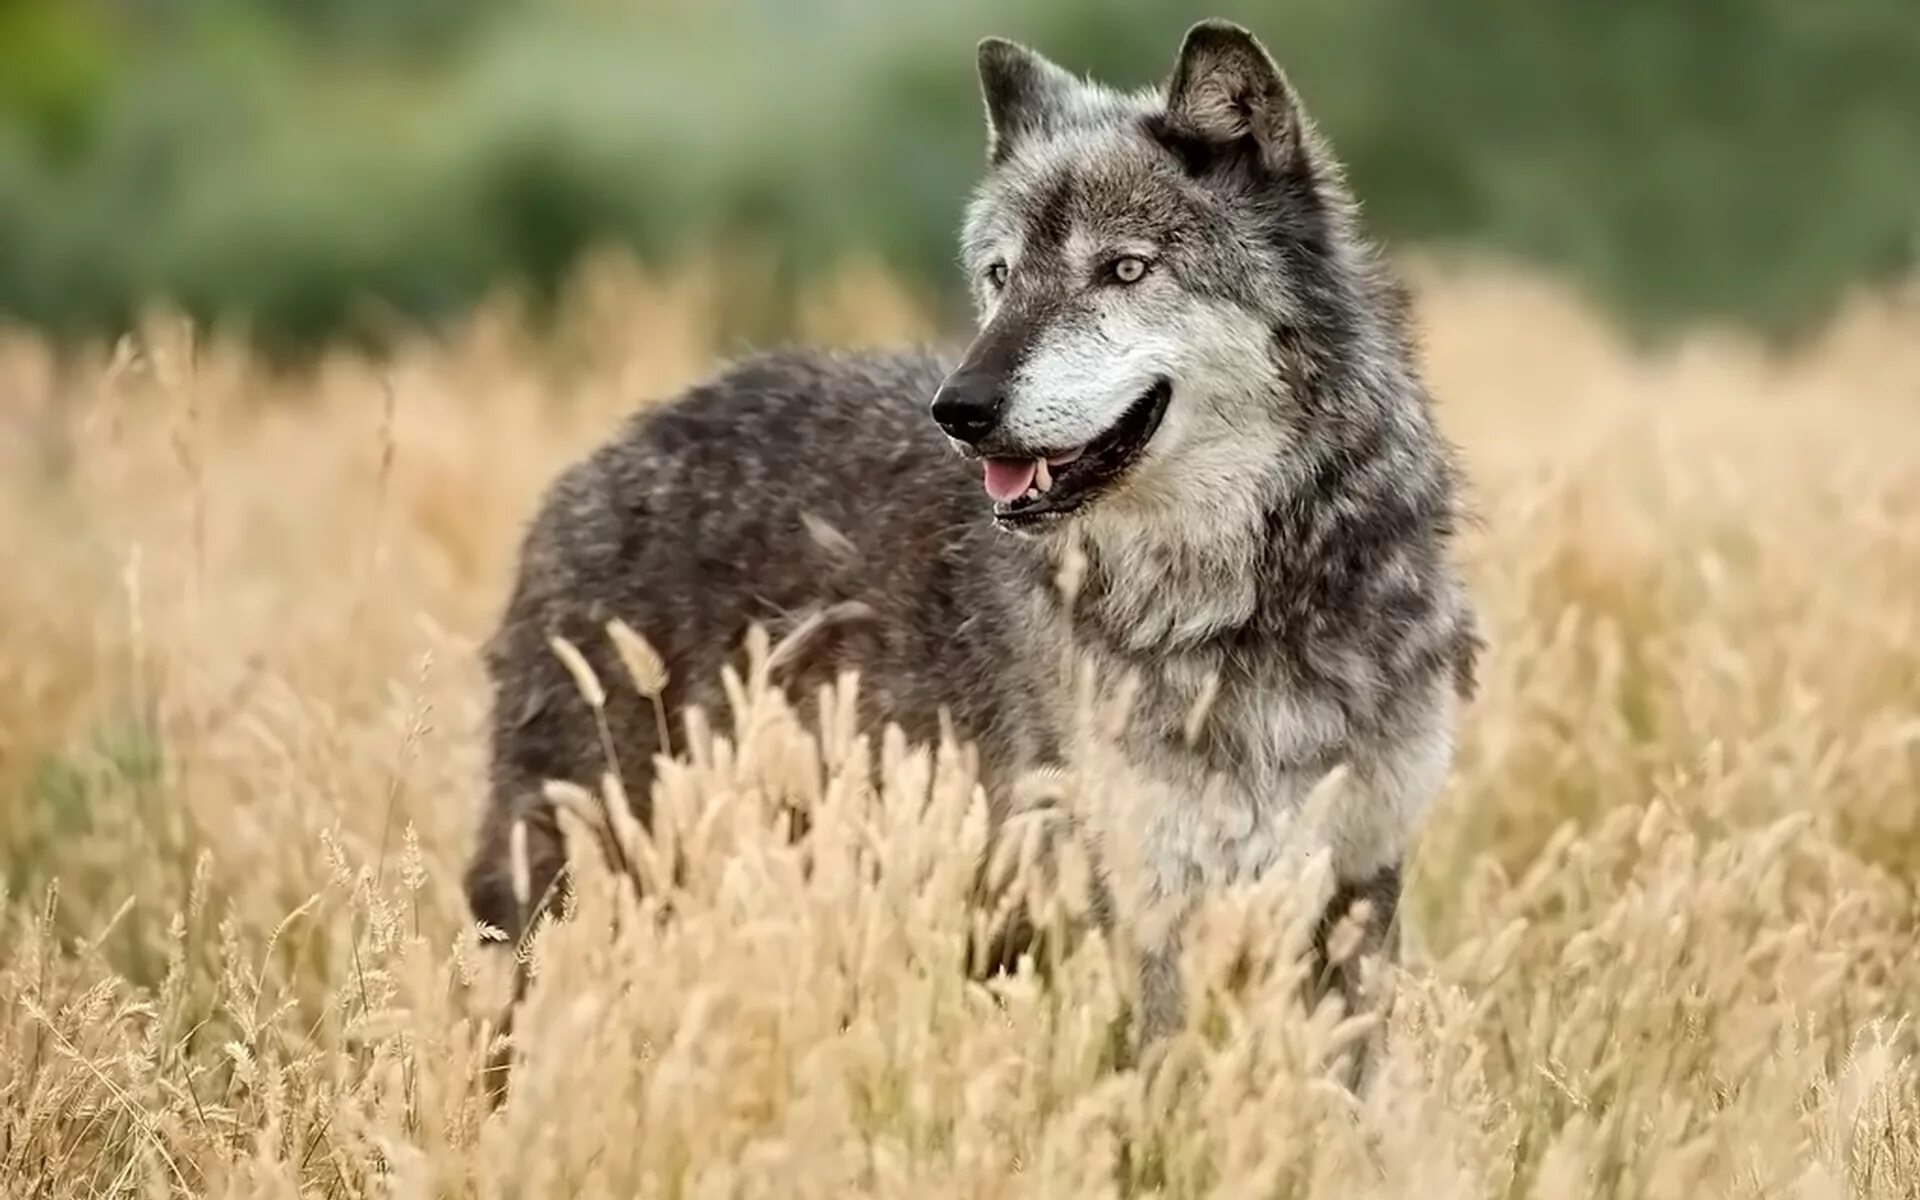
[932,21,1405,536]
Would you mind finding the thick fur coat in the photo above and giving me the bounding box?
[467,21,1479,1061]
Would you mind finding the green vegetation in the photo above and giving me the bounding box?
[1,0,1916,348]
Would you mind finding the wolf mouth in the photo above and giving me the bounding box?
[983,378,1172,528]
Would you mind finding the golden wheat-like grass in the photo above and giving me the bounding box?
[1,255,1917,1197]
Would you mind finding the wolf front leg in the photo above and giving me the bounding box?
[1308,681,1459,1088]
[1307,862,1402,1089]
[969,772,1118,986]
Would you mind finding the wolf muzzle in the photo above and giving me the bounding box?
[929,369,1004,445]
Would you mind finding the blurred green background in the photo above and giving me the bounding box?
[1,0,1916,350]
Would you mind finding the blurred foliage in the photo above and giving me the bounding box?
[0,0,1916,349]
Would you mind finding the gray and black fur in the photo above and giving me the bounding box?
[467,21,1478,1073]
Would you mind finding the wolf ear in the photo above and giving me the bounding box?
[978,37,1079,164]
[1159,21,1302,173]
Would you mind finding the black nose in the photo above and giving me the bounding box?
[930,375,1002,444]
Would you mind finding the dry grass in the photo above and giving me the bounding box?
[2,255,1918,1198]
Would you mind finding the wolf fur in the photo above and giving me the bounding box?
[466,20,1478,1066]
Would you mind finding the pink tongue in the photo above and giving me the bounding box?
[982,458,1037,503]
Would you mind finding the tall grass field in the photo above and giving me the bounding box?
[3,260,1918,1197]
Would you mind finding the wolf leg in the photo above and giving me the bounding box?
[1307,863,1401,1090]
[1306,681,1457,1088]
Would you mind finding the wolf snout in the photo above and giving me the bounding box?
[929,372,1003,445]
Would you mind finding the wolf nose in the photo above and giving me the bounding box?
[930,376,1002,444]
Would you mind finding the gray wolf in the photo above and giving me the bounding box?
[466,20,1479,1069]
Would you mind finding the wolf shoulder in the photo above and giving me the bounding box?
[566,347,959,499]
[509,348,969,563]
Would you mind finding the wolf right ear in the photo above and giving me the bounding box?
[1157,21,1303,174]
[978,37,1080,165]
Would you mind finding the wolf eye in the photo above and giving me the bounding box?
[1106,255,1150,286]
[985,262,1010,290]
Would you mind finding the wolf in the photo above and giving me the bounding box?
[466,20,1478,1066]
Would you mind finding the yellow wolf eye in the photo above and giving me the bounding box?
[986,262,1009,290]
[1108,255,1149,285]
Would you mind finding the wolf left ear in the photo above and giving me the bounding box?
[978,37,1080,164]
[1160,21,1302,173]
